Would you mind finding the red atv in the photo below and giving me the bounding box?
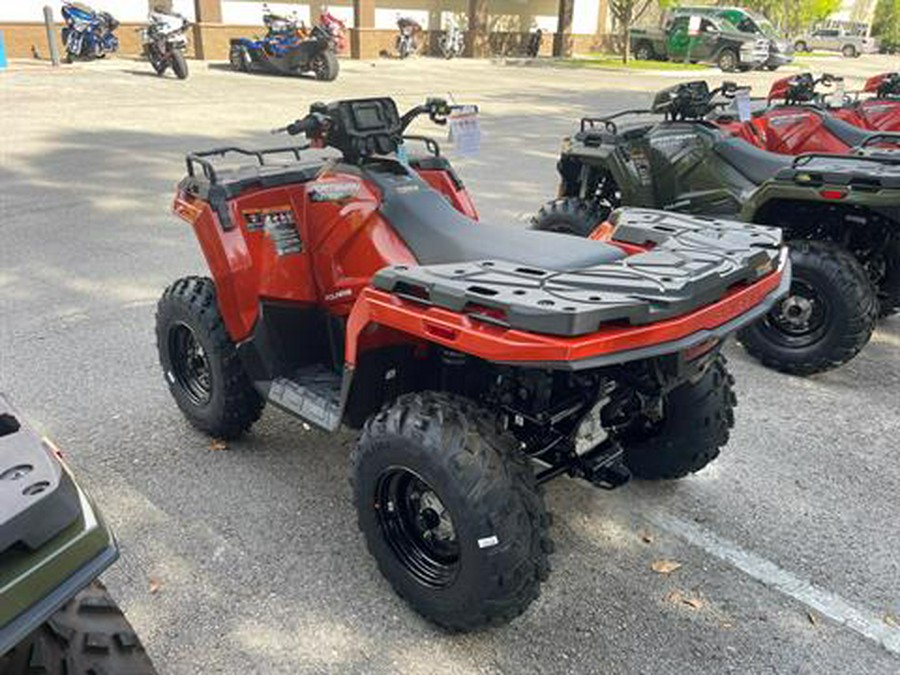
[156,97,789,630]
[830,72,900,132]
[713,73,900,155]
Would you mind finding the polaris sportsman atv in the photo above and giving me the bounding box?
[830,72,900,133]
[712,73,900,155]
[156,96,789,630]
[534,81,900,375]
[0,395,156,674]
[229,8,339,81]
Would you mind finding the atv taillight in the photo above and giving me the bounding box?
[819,189,847,200]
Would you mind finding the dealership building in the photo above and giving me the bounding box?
[0,0,616,60]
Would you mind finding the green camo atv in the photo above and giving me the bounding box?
[533,81,900,376]
[0,395,155,674]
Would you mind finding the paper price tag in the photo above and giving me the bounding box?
[449,106,481,157]
[735,88,751,123]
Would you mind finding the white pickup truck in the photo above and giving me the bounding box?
[794,28,879,57]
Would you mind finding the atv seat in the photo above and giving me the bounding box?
[714,137,793,184]
[821,116,871,147]
[376,172,626,271]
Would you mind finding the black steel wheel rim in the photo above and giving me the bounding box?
[375,467,460,588]
[168,323,213,406]
[760,279,830,347]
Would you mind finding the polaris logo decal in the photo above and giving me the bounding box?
[324,288,352,303]
[309,181,360,202]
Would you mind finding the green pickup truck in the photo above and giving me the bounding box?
[0,394,155,674]
[631,14,771,71]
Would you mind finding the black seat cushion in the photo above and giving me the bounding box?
[375,173,626,271]
[821,115,872,148]
[714,137,794,184]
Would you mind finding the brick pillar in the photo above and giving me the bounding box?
[553,0,574,57]
[308,0,325,23]
[351,0,376,59]
[194,0,222,23]
[466,0,488,57]
[192,0,222,60]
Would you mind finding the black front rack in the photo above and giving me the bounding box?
[185,145,311,186]
[581,109,653,135]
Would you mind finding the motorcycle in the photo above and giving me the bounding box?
[712,73,900,155]
[532,80,900,375]
[60,2,119,62]
[141,8,191,79]
[229,6,339,81]
[396,17,422,59]
[439,18,465,59]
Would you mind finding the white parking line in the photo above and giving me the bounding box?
[648,511,900,656]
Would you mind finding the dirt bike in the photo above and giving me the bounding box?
[0,395,156,674]
[533,80,900,375]
[156,95,788,630]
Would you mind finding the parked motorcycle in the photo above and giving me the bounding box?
[141,8,190,79]
[439,18,465,59]
[60,2,119,62]
[396,17,422,59]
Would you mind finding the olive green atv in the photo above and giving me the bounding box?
[0,395,156,674]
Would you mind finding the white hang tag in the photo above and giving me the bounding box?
[735,88,752,123]
[833,79,846,105]
[448,106,481,157]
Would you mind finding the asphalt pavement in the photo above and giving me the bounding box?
[1,53,899,674]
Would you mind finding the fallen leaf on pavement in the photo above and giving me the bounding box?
[149,576,163,595]
[651,559,682,575]
[683,596,704,610]
[807,611,818,626]
[885,614,897,627]
[210,439,227,451]
[639,530,654,544]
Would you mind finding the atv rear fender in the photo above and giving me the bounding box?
[0,396,118,655]
[558,133,656,207]
[345,209,790,371]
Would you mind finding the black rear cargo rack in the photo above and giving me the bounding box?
[374,209,785,338]
[185,144,311,184]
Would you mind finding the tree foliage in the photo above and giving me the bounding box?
[610,0,674,62]
[873,0,900,48]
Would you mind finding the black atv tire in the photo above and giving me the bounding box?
[0,581,156,675]
[875,238,900,318]
[171,50,189,79]
[530,198,607,238]
[738,241,877,375]
[229,44,251,72]
[717,48,738,72]
[156,276,264,439]
[621,354,735,480]
[352,392,552,631]
[634,41,654,61]
[312,50,339,81]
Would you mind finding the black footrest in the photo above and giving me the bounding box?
[266,366,343,431]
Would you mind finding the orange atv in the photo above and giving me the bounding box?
[156,96,789,630]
